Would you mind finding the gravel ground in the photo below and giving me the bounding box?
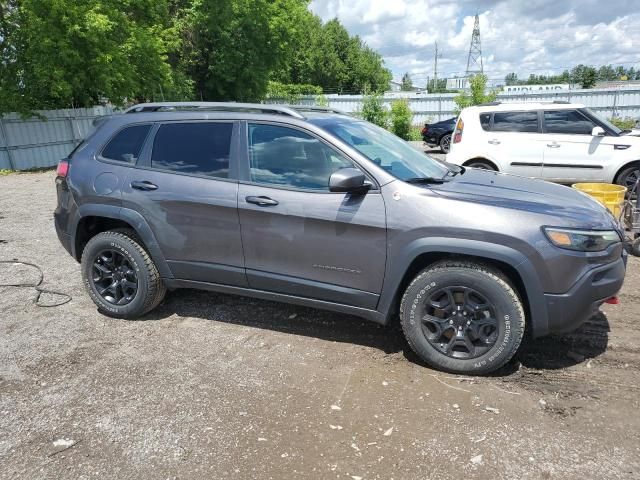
[1,170,639,480]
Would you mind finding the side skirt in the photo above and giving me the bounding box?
[163,278,388,325]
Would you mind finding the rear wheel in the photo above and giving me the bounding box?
[81,229,166,319]
[400,261,525,375]
[465,159,497,171]
[439,134,452,154]
[632,237,640,257]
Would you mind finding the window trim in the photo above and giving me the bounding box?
[137,119,240,181]
[541,108,597,136]
[239,120,380,194]
[96,122,154,166]
[487,110,541,134]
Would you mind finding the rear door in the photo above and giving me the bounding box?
[237,122,387,309]
[122,121,247,286]
[540,109,613,182]
[485,111,543,178]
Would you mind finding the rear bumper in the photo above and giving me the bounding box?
[543,253,626,335]
[54,215,73,257]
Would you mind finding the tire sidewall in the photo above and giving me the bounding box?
[81,234,150,318]
[402,268,523,374]
[440,134,451,153]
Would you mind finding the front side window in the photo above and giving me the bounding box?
[314,119,449,181]
[102,124,151,163]
[151,122,232,178]
[248,124,354,190]
[492,111,538,133]
[544,110,596,135]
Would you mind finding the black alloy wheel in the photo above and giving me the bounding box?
[92,249,139,305]
[421,286,498,359]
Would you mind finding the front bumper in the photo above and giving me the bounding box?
[543,253,626,335]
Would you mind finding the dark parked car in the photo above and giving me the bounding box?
[421,117,456,153]
[54,102,626,375]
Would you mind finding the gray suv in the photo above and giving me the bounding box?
[54,102,627,374]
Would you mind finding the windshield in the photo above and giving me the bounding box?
[581,107,623,135]
[314,118,449,181]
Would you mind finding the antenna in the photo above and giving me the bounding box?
[465,13,483,76]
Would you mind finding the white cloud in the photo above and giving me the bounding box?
[310,0,640,86]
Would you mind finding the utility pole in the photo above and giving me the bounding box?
[465,13,483,77]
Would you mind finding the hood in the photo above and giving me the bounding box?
[623,128,640,137]
[426,169,617,230]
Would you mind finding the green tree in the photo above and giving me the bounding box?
[177,0,309,102]
[453,74,497,114]
[570,64,597,89]
[2,0,190,112]
[504,72,518,85]
[360,93,388,128]
[401,72,413,91]
[389,99,412,140]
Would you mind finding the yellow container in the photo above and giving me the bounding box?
[572,183,627,218]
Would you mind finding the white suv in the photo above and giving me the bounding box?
[445,102,640,189]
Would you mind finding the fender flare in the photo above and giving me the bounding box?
[73,204,174,279]
[376,237,549,337]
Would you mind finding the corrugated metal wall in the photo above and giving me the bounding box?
[0,106,114,171]
[317,88,640,124]
[2,88,639,171]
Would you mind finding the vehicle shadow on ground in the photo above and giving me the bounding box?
[147,289,610,373]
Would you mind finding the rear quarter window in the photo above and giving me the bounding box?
[101,124,152,163]
[479,113,491,131]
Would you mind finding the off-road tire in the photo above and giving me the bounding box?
[400,261,525,375]
[81,229,166,319]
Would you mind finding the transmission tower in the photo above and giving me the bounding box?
[465,13,483,76]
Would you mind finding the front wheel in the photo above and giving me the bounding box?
[615,163,639,193]
[81,229,166,319]
[400,261,525,375]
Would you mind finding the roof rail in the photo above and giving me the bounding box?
[123,102,306,119]
[477,101,502,106]
[552,100,571,104]
[292,105,350,116]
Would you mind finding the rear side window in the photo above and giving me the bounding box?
[492,111,538,133]
[102,124,151,163]
[479,113,491,131]
[151,122,233,178]
[544,110,595,135]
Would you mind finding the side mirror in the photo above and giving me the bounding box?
[329,168,369,193]
[591,126,605,137]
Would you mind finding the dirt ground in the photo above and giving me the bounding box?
[1,170,639,480]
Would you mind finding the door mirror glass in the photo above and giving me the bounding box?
[329,168,368,193]
[591,126,606,137]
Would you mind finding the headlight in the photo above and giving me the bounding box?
[543,227,620,252]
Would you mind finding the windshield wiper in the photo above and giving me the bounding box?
[404,176,446,184]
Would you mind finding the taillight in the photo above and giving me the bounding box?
[453,118,464,144]
[56,159,69,177]
[421,127,428,135]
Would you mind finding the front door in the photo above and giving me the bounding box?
[237,123,387,309]
[540,109,613,183]
[122,121,247,286]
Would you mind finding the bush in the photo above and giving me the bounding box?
[453,74,498,115]
[361,93,388,128]
[408,125,423,141]
[609,117,637,130]
[390,99,413,140]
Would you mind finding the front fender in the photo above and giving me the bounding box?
[377,237,550,337]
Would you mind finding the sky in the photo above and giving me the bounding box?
[309,0,640,86]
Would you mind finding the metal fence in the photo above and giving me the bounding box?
[2,87,640,171]
[0,106,114,171]
[315,87,640,124]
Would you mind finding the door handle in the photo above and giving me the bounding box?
[547,143,561,148]
[245,195,279,206]
[487,139,501,145]
[131,180,158,191]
